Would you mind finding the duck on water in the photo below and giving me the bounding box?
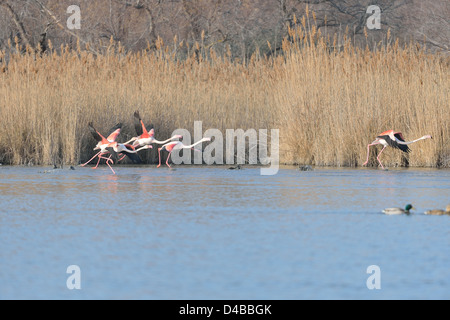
[382,204,415,215]
[424,205,450,216]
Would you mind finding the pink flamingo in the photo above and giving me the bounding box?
[81,122,122,174]
[124,111,183,147]
[362,130,432,169]
[157,138,211,168]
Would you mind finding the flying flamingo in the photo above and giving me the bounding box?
[124,111,183,147]
[362,130,432,169]
[157,137,211,168]
[81,122,122,174]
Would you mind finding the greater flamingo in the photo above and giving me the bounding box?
[124,111,183,147]
[81,122,122,174]
[362,130,432,169]
[157,137,211,168]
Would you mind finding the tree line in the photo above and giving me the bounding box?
[0,0,448,58]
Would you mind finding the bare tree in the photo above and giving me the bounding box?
[290,0,411,46]
[0,0,447,55]
[402,0,449,52]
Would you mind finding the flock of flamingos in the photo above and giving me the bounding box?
[80,111,447,215]
[81,111,211,174]
[82,110,433,173]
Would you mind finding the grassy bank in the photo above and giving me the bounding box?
[0,22,448,167]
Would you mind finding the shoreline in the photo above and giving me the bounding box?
[1,164,449,170]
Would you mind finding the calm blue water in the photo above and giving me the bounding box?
[0,165,449,299]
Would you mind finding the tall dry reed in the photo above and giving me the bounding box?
[0,20,448,167]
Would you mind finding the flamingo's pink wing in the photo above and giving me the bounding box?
[107,128,121,142]
[378,129,394,137]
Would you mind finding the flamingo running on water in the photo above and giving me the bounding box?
[157,138,211,168]
[81,122,122,174]
[124,111,183,147]
[362,130,432,169]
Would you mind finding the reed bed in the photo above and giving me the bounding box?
[0,20,448,167]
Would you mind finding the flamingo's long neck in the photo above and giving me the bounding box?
[134,146,149,152]
[123,137,137,145]
[184,139,209,149]
[394,135,431,145]
[153,136,178,145]
[118,144,148,153]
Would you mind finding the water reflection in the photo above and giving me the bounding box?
[96,174,120,194]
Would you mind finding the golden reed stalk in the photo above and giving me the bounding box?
[0,23,448,167]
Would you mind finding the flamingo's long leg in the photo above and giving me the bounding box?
[92,154,103,169]
[81,151,101,167]
[166,151,172,168]
[376,146,387,169]
[157,148,162,168]
[99,154,111,161]
[105,155,114,165]
[93,154,112,169]
[362,142,380,166]
[118,153,126,161]
[106,160,116,174]
[100,154,115,174]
